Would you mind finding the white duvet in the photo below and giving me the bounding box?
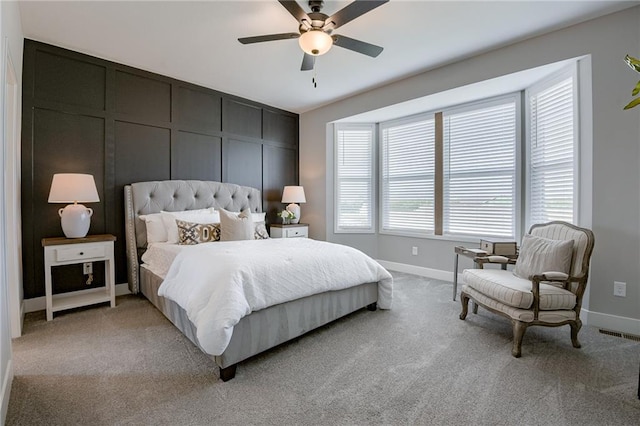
[157,238,393,355]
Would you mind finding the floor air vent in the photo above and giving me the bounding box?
[599,329,640,342]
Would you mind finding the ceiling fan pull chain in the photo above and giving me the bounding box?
[312,68,318,88]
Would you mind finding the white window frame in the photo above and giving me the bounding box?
[442,94,521,240]
[379,112,436,238]
[333,123,376,233]
[525,64,579,230]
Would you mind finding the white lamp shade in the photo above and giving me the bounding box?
[298,30,333,56]
[48,173,99,203]
[282,186,306,204]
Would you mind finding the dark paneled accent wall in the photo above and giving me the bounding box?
[22,40,299,299]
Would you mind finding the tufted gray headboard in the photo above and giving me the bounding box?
[124,180,262,293]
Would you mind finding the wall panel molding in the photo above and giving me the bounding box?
[21,39,299,299]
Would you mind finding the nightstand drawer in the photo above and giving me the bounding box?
[55,245,105,262]
[285,227,308,238]
[270,223,309,238]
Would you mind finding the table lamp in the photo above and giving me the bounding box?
[48,173,100,238]
[282,186,306,224]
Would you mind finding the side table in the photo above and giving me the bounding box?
[452,246,517,301]
[42,234,116,320]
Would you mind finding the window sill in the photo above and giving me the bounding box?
[378,230,514,244]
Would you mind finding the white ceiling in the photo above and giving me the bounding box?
[18,0,639,114]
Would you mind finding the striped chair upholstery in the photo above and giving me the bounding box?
[459,221,595,358]
[463,268,576,310]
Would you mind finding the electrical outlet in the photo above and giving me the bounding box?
[83,262,93,275]
[412,246,418,256]
[613,281,626,297]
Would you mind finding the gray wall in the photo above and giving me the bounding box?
[300,7,640,330]
[0,1,23,421]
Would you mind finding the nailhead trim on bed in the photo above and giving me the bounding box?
[124,180,262,293]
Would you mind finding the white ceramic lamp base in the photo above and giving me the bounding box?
[59,203,94,238]
[286,203,301,224]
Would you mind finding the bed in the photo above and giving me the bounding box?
[124,180,392,381]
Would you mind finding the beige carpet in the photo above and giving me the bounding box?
[7,272,640,425]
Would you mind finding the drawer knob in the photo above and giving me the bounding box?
[79,252,84,255]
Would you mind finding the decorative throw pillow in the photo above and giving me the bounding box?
[254,222,270,240]
[161,208,219,244]
[176,220,221,245]
[219,208,253,241]
[513,234,574,280]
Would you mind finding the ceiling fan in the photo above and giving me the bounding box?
[238,0,388,71]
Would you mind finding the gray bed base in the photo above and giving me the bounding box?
[124,180,379,381]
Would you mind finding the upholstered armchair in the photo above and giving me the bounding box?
[459,221,595,357]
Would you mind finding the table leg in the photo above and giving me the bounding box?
[45,265,53,321]
[472,259,480,313]
[453,253,459,301]
[107,258,116,308]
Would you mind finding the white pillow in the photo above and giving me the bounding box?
[227,211,265,223]
[161,208,220,244]
[250,212,266,223]
[219,208,253,241]
[139,213,168,243]
[513,234,574,280]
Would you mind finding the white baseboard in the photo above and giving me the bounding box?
[378,259,640,335]
[11,300,25,338]
[20,300,24,331]
[582,309,640,335]
[23,283,131,313]
[376,259,461,283]
[1,358,13,426]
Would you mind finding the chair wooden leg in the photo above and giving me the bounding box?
[570,319,582,348]
[511,320,527,358]
[459,293,469,320]
[472,302,478,315]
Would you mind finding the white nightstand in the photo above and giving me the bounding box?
[42,234,116,321]
[270,223,309,238]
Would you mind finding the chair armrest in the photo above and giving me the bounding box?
[530,272,571,320]
[475,255,516,266]
[532,271,569,281]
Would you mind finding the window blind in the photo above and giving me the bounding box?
[381,116,435,234]
[443,100,517,238]
[528,76,575,225]
[335,124,374,232]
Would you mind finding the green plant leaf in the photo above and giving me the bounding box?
[623,97,640,110]
[625,55,640,73]
[633,80,640,96]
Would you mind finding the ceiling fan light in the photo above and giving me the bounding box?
[298,30,333,56]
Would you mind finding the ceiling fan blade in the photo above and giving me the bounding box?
[301,53,315,71]
[238,33,300,44]
[332,35,383,57]
[278,0,309,23]
[326,0,388,30]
